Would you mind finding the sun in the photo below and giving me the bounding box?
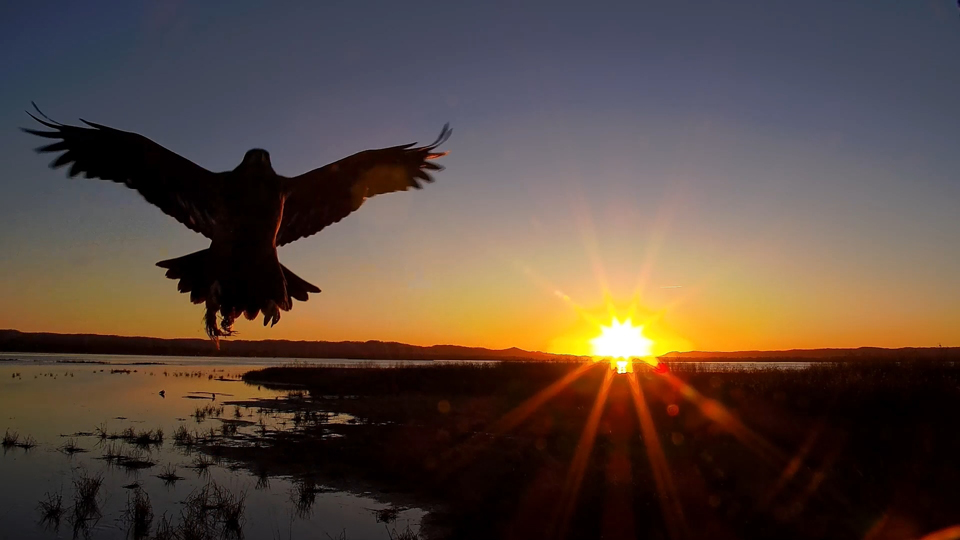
[591,317,655,368]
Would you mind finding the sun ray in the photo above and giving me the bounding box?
[659,371,786,465]
[627,373,687,540]
[550,369,614,540]
[442,362,599,469]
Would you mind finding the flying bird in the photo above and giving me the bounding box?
[23,104,450,344]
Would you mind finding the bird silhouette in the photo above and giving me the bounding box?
[23,104,450,344]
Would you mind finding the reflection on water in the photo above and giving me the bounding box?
[0,356,424,539]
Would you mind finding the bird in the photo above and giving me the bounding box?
[159,390,165,398]
[23,103,450,345]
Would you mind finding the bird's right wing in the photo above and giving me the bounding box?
[22,104,224,239]
[276,124,451,247]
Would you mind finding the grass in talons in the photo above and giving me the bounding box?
[38,490,65,529]
[123,488,154,539]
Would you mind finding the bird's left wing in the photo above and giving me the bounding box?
[22,104,224,238]
[276,124,450,247]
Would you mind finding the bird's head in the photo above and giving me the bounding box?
[240,148,274,173]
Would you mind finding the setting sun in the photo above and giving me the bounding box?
[590,317,655,360]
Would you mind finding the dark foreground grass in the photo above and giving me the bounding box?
[231,359,960,540]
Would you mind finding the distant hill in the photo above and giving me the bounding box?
[1,329,955,362]
[0,329,588,362]
[661,347,960,361]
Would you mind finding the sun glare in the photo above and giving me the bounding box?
[591,317,655,369]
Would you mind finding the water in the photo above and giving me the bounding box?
[0,356,426,540]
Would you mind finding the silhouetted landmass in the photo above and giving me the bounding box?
[0,329,586,362]
[662,346,960,360]
[1,329,956,362]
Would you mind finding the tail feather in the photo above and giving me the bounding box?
[157,250,214,305]
[282,264,321,303]
[158,250,321,344]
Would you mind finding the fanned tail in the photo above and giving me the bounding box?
[157,250,321,346]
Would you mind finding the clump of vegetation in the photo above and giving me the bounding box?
[117,447,156,470]
[172,424,194,447]
[130,427,164,448]
[373,506,400,523]
[101,441,124,461]
[188,454,215,476]
[69,472,103,535]
[17,435,37,449]
[153,513,176,540]
[177,482,246,539]
[123,488,154,539]
[193,403,225,422]
[60,438,86,455]
[220,422,238,437]
[1,429,19,447]
[38,490,65,528]
[156,463,184,486]
[387,526,423,540]
[110,368,132,374]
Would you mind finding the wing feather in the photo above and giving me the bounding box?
[22,103,224,238]
[275,124,450,247]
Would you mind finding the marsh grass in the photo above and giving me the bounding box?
[173,424,195,447]
[232,360,960,540]
[101,441,124,461]
[117,447,156,470]
[38,489,65,529]
[156,463,184,486]
[177,482,246,539]
[69,472,103,536]
[123,488,154,539]
[193,403,225,422]
[1,429,18,447]
[131,427,164,448]
[15,434,37,449]
[188,454,214,477]
[386,526,423,540]
[60,438,86,455]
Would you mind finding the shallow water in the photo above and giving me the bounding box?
[0,360,425,540]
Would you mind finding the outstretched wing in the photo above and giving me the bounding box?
[276,124,451,247]
[22,104,223,238]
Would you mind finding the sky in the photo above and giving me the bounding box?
[0,1,958,354]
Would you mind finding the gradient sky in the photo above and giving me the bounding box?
[1,1,958,354]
